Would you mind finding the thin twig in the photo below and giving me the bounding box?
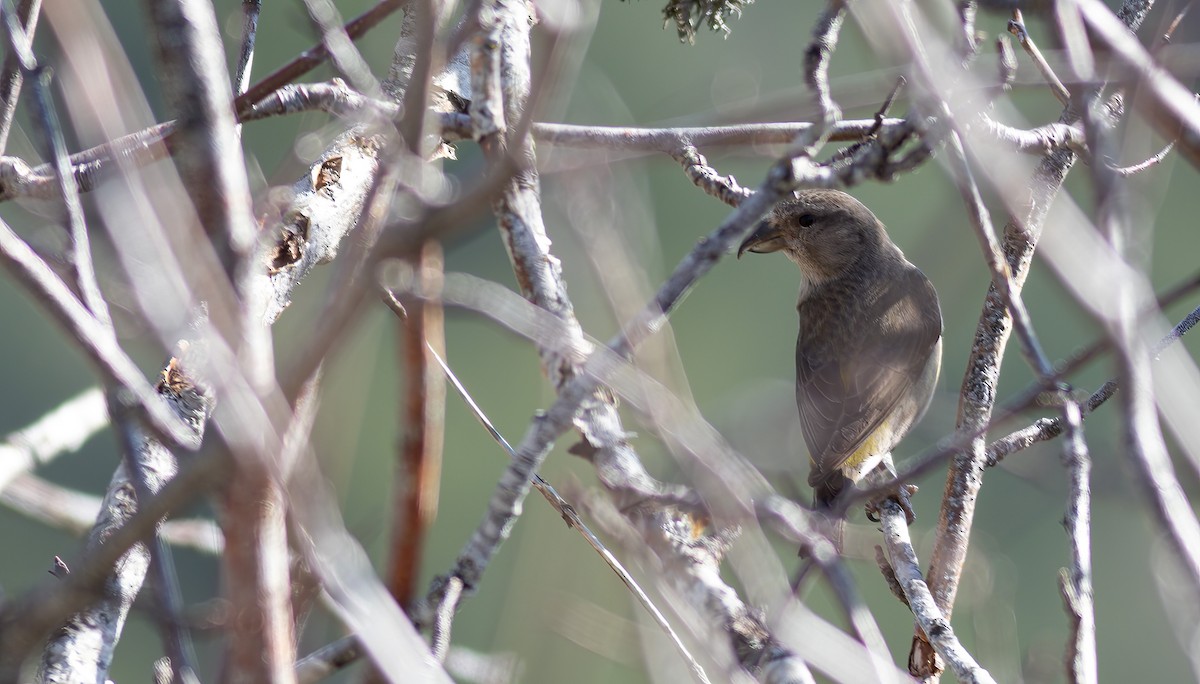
[300,0,380,97]
[430,576,463,663]
[384,243,445,608]
[0,0,36,155]
[1057,399,1096,684]
[2,474,221,553]
[1009,10,1071,106]
[234,0,262,96]
[670,145,753,207]
[0,218,199,450]
[1112,140,1175,175]
[805,0,846,130]
[1076,0,1200,169]
[0,451,228,676]
[987,300,1200,465]
[382,285,712,684]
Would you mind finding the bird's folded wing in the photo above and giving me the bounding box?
[798,269,941,487]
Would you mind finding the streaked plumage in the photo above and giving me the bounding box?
[738,190,942,539]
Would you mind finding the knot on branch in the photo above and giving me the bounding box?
[156,341,214,429]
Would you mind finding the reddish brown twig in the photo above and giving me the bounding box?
[384,241,446,608]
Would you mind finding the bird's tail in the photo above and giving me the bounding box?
[791,475,848,593]
[813,473,848,552]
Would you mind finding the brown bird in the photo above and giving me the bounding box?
[738,189,942,545]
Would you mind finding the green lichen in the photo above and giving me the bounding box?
[622,0,753,44]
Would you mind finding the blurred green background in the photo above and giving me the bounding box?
[1,0,1198,681]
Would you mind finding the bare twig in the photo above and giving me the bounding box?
[234,0,262,96]
[294,636,359,684]
[877,499,997,684]
[894,0,1157,674]
[1112,140,1175,175]
[1058,399,1096,684]
[1009,9,1071,106]
[384,242,445,608]
[0,218,199,450]
[1076,0,1200,169]
[0,450,227,677]
[382,284,712,683]
[0,388,107,489]
[0,0,36,154]
[987,301,1200,464]
[805,1,846,130]
[145,0,256,277]
[670,144,753,207]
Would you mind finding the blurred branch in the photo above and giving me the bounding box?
[235,0,403,118]
[0,123,171,202]
[0,468,225,555]
[1,5,106,327]
[1076,0,1200,169]
[974,115,1087,155]
[0,387,107,490]
[295,636,359,684]
[0,218,200,450]
[383,242,445,608]
[300,0,381,98]
[0,0,36,154]
[899,0,1157,674]
[143,0,290,679]
[0,449,227,677]
[1112,140,1175,175]
[986,300,1200,466]
[381,283,711,683]
[146,0,256,278]
[0,0,401,204]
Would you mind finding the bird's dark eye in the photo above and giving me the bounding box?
[798,214,816,227]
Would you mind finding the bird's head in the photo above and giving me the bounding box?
[737,189,889,283]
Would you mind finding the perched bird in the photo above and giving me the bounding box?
[738,189,942,546]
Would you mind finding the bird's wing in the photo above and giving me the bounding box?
[797,268,942,488]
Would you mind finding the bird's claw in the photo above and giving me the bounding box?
[865,484,918,525]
